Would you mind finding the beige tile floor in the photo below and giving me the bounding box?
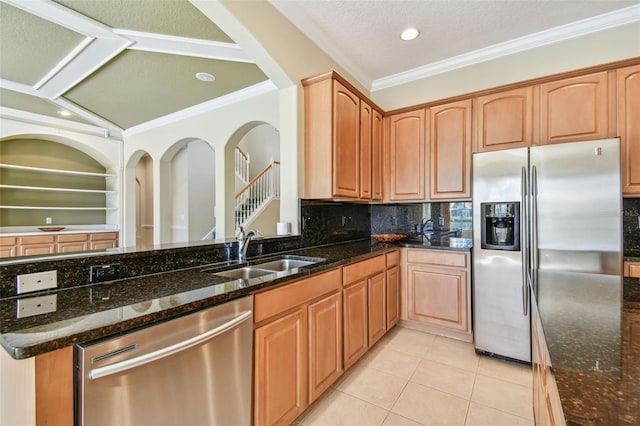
[297,325,534,426]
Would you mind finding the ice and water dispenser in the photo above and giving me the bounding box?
[480,202,520,251]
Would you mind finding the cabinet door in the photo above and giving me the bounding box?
[333,80,360,198]
[474,87,534,152]
[343,280,368,369]
[368,272,386,346]
[406,265,468,332]
[308,292,342,403]
[539,71,614,144]
[57,233,89,253]
[386,265,400,329]
[254,308,308,426]
[360,101,373,199]
[0,237,17,258]
[617,64,640,196]
[19,235,55,256]
[372,109,384,200]
[36,346,74,426]
[387,109,426,201]
[89,232,118,250]
[428,100,472,199]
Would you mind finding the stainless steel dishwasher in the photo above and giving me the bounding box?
[76,295,253,426]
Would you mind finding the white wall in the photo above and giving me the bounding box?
[238,124,280,179]
[187,140,215,241]
[171,147,189,243]
[0,348,35,426]
[123,86,281,242]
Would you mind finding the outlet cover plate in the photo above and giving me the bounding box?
[16,294,57,318]
[90,263,121,283]
[16,270,57,294]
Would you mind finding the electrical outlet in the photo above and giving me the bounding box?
[16,270,57,294]
[90,263,121,283]
[16,294,57,318]
[45,217,52,224]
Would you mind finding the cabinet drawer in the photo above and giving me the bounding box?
[254,269,341,323]
[90,232,118,241]
[0,236,17,246]
[386,250,400,267]
[19,235,55,244]
[343,255,385,285]
[406,249,468,268]
[57,233,88,243]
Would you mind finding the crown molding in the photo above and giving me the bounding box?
[372,4,640,92]
[0,107,122,140]
[124,80,277,137]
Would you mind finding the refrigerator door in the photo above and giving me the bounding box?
[473,148,531,362]
[530,138,622,276]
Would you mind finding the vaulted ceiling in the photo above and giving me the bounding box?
[0,0,638,138]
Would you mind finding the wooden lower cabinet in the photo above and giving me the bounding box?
[532,292,566,426]
[254,308,308,426]
[343,279,369,369]
[0,236,17,257]
[35,346,74,426]
[402,249,471,340]
[253,268,343,426]
[624,261,640,278]
[367,271,387,347]
[386,264,400,329]
[308,292,342,402]
[1,232,118,258]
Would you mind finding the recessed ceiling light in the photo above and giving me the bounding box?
[401,27,420,41]
[58,110,72,117]
[195,72,215,82]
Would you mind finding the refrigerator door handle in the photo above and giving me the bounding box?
[531,165,539,296]
[521,166,529,316]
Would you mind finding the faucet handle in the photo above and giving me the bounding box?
[237,226,246,241]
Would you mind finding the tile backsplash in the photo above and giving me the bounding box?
[623,198,640,255]
[300,200,371,246]
[371,202,473,239]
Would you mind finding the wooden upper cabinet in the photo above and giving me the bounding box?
[333,81,360,198]
[387,109,426,201]
[303,72,382,201]
[360,101,373,199]
[474,87,534,152]
[539,71,615,145]
[617,64,640,196]
[428,100,472,200]
[372,109,384,200]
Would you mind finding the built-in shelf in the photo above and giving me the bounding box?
[0,163,116,178]
[0,184,117,194]
[0,206,118,211]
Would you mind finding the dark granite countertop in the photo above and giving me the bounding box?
[539,275,640,425]
[0,240,469,360]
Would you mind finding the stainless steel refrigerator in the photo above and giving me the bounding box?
[472,138,622,363]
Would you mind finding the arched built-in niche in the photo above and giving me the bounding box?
[134,153,153,250]
[0,136,118,229]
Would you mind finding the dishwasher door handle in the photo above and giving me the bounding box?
[89,310,252,380]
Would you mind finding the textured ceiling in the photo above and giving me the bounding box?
[0,0,267,135]
[271,0,639,88]
[1,0,638,137]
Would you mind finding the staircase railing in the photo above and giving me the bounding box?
[235,161,280,229]
[235,146,250,184]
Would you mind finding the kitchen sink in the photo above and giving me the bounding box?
[212,267,276,279]
[254,255,325,271]
[201,255,325,280]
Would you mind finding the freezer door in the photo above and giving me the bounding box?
[472,148,531,362]
[530,138,622,275]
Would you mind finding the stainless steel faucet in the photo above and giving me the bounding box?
[237,226,262,263]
